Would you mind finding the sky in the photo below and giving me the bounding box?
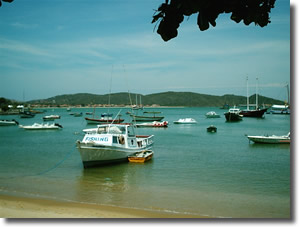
[0,0,291,102]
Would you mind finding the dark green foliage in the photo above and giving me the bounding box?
[152,0,276,41]
[27,92,284,107]
[0,0,14,7]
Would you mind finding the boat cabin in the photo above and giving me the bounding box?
[228,108,241,114]
[82,124,153,149]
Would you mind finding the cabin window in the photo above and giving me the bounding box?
[127,125,135,137]
[112,136,118,144]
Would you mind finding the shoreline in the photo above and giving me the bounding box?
[0,194,208,218]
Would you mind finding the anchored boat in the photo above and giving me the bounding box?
[128,150,154,163]
[131,111,164,122]
[76,123,154,168]
[205,111,220,118]
[19,123,63,130]
[224,107,243,122]
[43,115,61,121]
[173,118,197,124]
[135,121,168,128]
[0,119,19,126]
[246,132,290,144]
[85,113,124,124]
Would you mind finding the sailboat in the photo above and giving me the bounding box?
[240,77,268,118]
[85,68,125,124]
[132,94,143,110]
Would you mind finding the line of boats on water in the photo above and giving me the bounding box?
[0,106,290,168]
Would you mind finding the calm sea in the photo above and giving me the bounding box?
[0,107,290,218]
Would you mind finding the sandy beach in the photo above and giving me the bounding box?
[0,194,207,218]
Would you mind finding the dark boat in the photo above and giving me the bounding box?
[207,125,217,132]
[240,108,268,118]
[224,108,243,122]
[131,111,164,122]
[20,111,35,118]
[85,113,124,124]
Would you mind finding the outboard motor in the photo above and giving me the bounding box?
[55,123,63,128]
[12,119,19,125]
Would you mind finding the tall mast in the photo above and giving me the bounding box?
[246,76,249,110]
[286,83,290,106]
[256,77,258,109]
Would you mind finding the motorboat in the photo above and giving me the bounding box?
[135,121,168,128]
[267,105,290,114]
[205,111,220,118]
[131,111,164,122]
[20,111,35,118]
[76,123,154,168]
[246,132,290,144]
[207,125,217,132]
[19,123,63,130]
[128,150,154,163]
[173,118,197,124]
[224,107,243,121]
[0,119,19,126]
[43,115,61,121]
[85,113,124,124]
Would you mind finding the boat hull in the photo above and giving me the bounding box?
[240,108,268,118]
[132,116,164,122]
[77,142,153,168]
[85,117,125,124]
[224,112,243,121]
[128,151,153,163]
[0,121,18,126]
[247,136,290,144]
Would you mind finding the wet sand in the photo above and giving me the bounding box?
[0,194,207,218]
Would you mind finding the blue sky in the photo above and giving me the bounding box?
[0,0,290,102]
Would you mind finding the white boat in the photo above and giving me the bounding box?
[135,121,168,128]
[19,123,63,130]
[0,119,19,126]
[43,115,61,121]
[267,105,290,114]
[205,111,220,118]
[246,132,290,144]
[76,123,154,168]
[173,118,197,124]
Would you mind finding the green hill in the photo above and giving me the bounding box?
[28,91,285,107]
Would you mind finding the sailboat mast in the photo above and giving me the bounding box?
[286,83,290,106]
[256,77,258,109]
[246,76,249,110]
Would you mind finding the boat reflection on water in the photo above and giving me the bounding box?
[74,161,155,206]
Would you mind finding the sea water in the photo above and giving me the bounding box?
[0,107,290,218]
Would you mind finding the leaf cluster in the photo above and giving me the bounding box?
[152,0,276,41]
[0,0,13,7]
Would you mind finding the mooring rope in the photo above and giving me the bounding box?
[0,146,76,179]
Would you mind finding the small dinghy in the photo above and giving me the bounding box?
[19,123,63,130]
[205,111,220,118]
[207,125,217,132]
[128,150,154,163]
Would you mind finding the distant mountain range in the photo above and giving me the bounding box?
[27,91,285,107]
